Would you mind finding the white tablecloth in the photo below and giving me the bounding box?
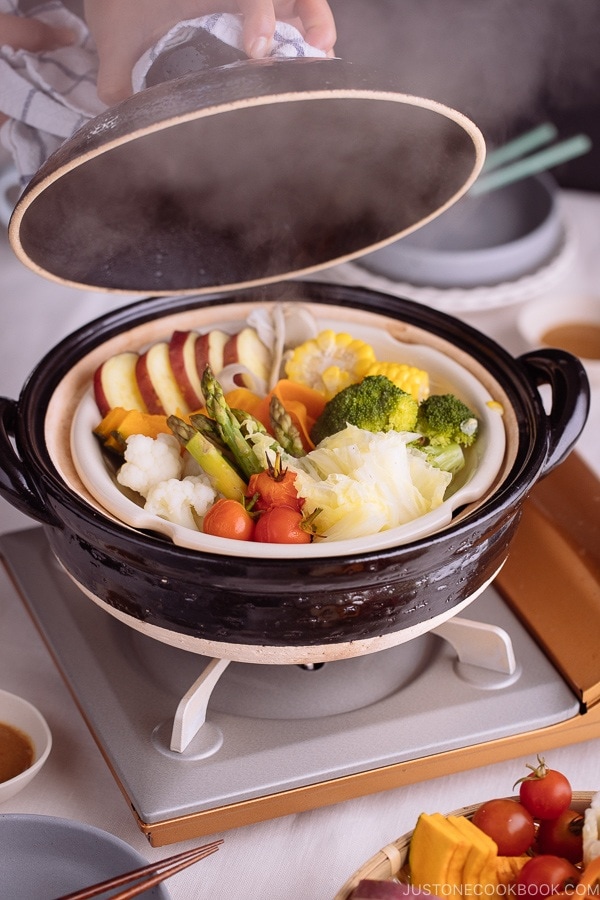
[0,190,598,899]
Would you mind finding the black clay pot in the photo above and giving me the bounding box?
[0,282,590,664]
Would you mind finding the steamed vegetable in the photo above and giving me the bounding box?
[167,416,246,501]
[360,360,430,401]
[269,394,306,457]
[415,393,479,447]
[116,432,218,529]
[417,442,466,476]
[310,375,419,445]
[284,329,376,399]
[94,408,171,454]
[144,476,216,530]
[117,433,184,496]
[201,365,264,478]
[292,425,451,542]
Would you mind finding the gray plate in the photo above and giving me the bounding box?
[0,814,170,899]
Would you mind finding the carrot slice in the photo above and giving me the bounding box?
[224,380,327,451]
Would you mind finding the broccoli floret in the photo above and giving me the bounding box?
[415,394,479,447]
[415,442,466,475]
[310,375,419,444]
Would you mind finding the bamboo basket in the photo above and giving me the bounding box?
[334,792,595,900]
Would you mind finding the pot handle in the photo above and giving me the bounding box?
[518,348,590,478]
[0,397,61,526]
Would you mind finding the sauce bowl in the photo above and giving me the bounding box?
[0,689,52,805]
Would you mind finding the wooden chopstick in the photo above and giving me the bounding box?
[53,839,223,900]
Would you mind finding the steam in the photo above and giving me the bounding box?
[335,0,600,140]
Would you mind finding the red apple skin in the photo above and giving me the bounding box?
[168,330,204,409]
[194,329,229,381]
[136,342,191,416]
[135,352,165,414]
[93,351,147,416]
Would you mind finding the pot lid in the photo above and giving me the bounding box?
[9,56,485,296]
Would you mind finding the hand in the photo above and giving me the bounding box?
[0,13,75,124]
[236,0,336,59]
[83,0,336,106]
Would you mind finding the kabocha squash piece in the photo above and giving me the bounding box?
[447,815,497,886]
[409,812,470,889]
[95,408,172,454]
[493,855,530,890]
[112,410,171,442]
[93,407,129,442]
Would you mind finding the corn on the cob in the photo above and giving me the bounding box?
[359,360,430,402]
[284,330,376,400]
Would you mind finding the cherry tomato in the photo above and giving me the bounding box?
[471,798,536,856]
[202,499,255,541]
[536,808,584,863]
[516,855,580,895]
[516,756,573,819]
[246,455,302,511]
[254,506,312,544]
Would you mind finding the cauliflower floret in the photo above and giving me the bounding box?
[293,424,451,541]
[144,476,216,530]
[117,433,183,498]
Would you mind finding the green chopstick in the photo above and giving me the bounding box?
[471,133,592,196]
[481,123,559,173]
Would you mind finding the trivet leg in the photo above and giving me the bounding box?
[432,618,517,674]
[170,658,231,752]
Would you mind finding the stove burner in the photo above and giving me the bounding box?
[125,622,441,721]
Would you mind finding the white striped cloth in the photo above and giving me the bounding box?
[0,1,326,187]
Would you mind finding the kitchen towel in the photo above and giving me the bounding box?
[0,1,327,187]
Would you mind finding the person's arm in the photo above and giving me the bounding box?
[83,0,336,106]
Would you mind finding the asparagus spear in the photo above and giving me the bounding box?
[231,408,268,436]
[200,366,264,478]
[269,395,306,457]
[167,415,246,501]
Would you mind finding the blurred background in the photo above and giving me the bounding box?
[329,0,600,192]
[5,0,599,193]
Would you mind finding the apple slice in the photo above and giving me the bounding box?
[136,342,190,416]
[194,329,230,381]
[93,351,147,416]
[168,330,204,409]
[223,326,272,389]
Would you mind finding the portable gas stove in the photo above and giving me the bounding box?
[2,454,599,847]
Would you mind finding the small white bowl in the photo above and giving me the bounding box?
[517,293,600,388]
[0,690,52,805]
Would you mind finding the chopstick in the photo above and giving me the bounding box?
[480,122,559,173]
[53,839,223,900]
[470,131,592,197]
